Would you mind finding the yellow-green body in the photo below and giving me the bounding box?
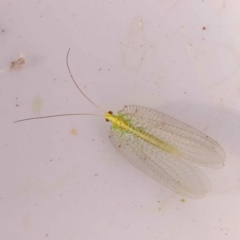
[105,112,183,157]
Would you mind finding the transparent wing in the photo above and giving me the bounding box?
[110,128,211,198]
[118,105,226,168]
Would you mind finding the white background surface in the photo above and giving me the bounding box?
[1,0,240,239]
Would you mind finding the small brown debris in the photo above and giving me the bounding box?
[70,128,78,136]
[10,53,26,70]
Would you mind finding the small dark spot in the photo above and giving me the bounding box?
[16,104,18,107]
[2,29,4,32]
[94,174,98,176]
[203,27,206,30]
[99,68,101,71]
[108,111,113,114]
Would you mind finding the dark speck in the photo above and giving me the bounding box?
[203,27,206,30]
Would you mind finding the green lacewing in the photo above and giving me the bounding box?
[15,49,226,199]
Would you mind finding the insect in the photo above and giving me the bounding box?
[15,49,226,199]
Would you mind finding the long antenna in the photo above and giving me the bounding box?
[14,113,103,123]
[66,48,106,113]
[15,49,106,124]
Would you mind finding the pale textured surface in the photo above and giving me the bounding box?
[1,1,240,240]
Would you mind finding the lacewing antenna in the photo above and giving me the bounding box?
[15,48,107,123]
